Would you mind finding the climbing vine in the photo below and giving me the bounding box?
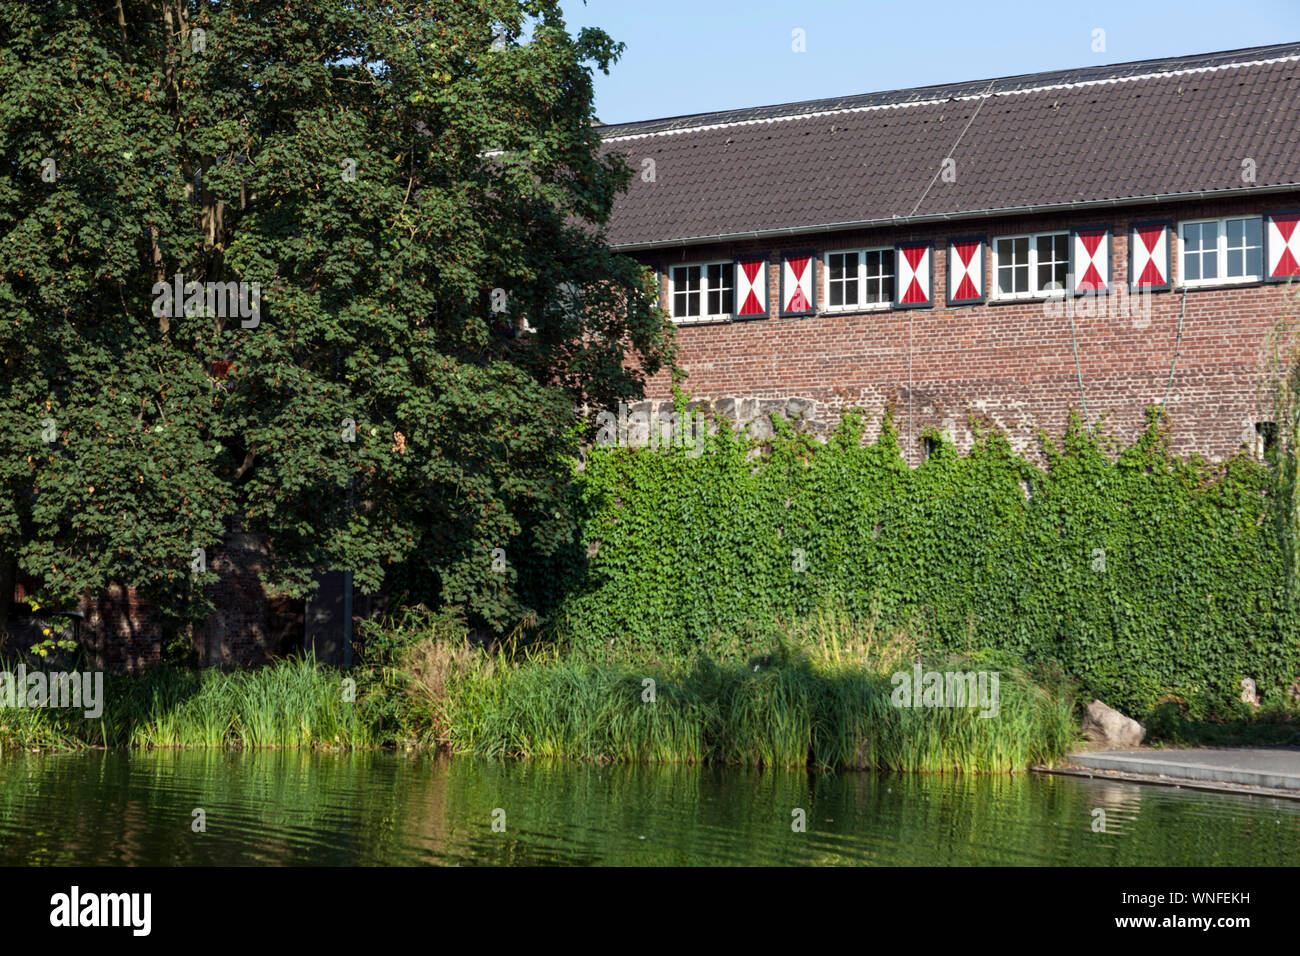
[556,405,1300,720]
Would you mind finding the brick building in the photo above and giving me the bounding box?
[601,42,1300,464]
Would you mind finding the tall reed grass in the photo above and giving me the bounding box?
[376,607,1078,773]
[0,655,376,751]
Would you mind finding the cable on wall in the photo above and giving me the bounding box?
[906,81,996,220]
[1163,288,1188,410]
[1068,301,1091,430]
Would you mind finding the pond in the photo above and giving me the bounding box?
[0,751,1296,865]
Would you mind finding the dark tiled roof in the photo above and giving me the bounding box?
[601,43,1300,249]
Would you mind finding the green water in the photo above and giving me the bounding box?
[0,751,1296,865]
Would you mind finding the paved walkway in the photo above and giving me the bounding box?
[1064,747,1300,792]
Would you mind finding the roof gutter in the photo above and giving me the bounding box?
[608,184,1300,253]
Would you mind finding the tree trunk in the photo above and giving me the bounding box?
[0,555,14,648]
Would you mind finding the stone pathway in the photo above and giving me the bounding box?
[1058,746,1300,794]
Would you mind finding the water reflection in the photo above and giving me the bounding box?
[0,752,1295,866]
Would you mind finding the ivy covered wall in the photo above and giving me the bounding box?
[555,407,1300,719]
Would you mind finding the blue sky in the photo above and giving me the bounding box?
[564,0,1300,124]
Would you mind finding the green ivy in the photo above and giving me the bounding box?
[556,406,1300,720]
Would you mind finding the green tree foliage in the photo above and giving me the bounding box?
[0,1,672,636]
[560,408,1300,719]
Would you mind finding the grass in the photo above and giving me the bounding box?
[0,655,377,751]
[370,607,1080,773]
[0,608,1080,771]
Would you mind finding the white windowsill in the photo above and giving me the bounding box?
[990,291,1062,303]
[821,302,892,313]
[1176,275,1261,289]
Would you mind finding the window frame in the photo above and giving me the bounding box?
[824,250,861,311]
[1176,216,1264,288]
[668,260,735,323]
[991,230,1070,301]
[820,246,895,312]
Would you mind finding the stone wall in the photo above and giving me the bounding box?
[613,396,823,446]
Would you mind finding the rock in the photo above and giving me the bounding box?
[747,416,775,441]
[1081,700,1145,749]
[686,398,709,414]
[625,417,649,446]
[651,410,674,445]
[784,397,814,420]
[1240,677,1259,706]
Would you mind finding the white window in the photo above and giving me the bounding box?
[863,249,894,305]
[826,252,859,308]
[1178,216,1263,286]
[823,248,894,310]
[670,262,733,322]
[992,231,1068,299]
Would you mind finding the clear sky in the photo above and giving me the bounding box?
[564,0,1300,125]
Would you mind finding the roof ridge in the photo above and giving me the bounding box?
[599,41,1300,141]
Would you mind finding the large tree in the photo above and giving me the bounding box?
[0,0,672,642]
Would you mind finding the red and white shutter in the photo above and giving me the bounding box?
[735,256,768,319]
[1070,227,1110,294]
[895,241,933,308]
[1129,222,1170,292]
[946,237,985,305]
[1265,211,1300,282]
[780,252,815,316]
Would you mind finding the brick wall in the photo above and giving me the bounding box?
[7,577,162,671]
[77,585,163,670]
[639,195,1300,465]
[195,532,302,669]
[7,533,302,671]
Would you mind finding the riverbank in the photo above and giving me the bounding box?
[0,612,1079,772]
[362,609,1078,772]
[11,606,1300,773]
[429,650,1074,773]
